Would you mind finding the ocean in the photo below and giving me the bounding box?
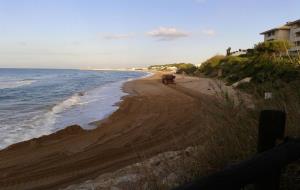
[0,68,148,149]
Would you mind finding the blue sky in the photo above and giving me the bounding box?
[0,0,299,69]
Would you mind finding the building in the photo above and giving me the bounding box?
[230,49,247,56]
[260,25,290,41]
[260,19,300,54]
[286,20,300,54]
[148,65,178,73]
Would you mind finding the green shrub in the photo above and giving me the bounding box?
[198,55,225,76]
[198,44,299,87]
[254,40,291,56]
[176,63,197,75]
[250,57,299,83]
[219,56,250,83]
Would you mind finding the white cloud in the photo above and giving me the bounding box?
[103,34,134,40]
[147,27,189,41]
[201,29,216,36]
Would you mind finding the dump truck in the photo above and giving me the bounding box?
[161,74,176,85]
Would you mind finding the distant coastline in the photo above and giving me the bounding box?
[81,67,149,72]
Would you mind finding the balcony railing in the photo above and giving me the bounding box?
[292,37,300,42]
[265,36,275,41]
[290,46,300,51]
[292,27,300,33]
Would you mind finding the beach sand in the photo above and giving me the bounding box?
[0,73,236,190]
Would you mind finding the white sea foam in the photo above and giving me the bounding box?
[0,92,88,149]
[0,80,36,89]
[51,94,82,114]
[0,111,56,149]
[52,80,128,130]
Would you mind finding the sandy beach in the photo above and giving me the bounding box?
[0,73,235,190]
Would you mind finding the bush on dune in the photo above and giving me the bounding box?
[198,40,300,87]
[222,56,298,85]
[198,55,225,76]
[176,63,197,75]
[254,40,291,57]
[219,56,250,83]
[251,57,299,83]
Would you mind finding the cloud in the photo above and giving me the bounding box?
[103,34,134,40]
[147,27,189,41]
[201,29,216,36]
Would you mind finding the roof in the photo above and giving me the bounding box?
[286,19,300,26]
[260,25,291,35]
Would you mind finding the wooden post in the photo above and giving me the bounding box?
[255,110,286,190]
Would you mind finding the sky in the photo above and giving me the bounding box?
[0,0,299,69]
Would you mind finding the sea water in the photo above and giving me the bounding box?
[0,68,148,149]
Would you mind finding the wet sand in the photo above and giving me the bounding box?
[0,73,233,190]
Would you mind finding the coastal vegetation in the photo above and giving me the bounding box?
[199,40,300,84]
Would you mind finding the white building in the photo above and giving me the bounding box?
[260,19,300,55]
[287,20,300,53]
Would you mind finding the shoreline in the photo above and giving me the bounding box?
[89,71,154,127]
[0,71,150,150]
[0,72,234,190]
[51,70,153,131]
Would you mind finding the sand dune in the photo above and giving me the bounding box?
[0,73,231,190]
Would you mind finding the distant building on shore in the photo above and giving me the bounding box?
[230,49,247,56]
[130,67,149,71]
[149,66,178,73]
[260,19,300,54]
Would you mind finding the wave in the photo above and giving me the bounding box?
[0,94,83,150]
[52,80,128,130]
[51,93,82,114]
[0,79,36,89]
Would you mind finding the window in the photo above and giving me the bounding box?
[295,41,300,46]
[267,31,275,37]
[296,32,300,37]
